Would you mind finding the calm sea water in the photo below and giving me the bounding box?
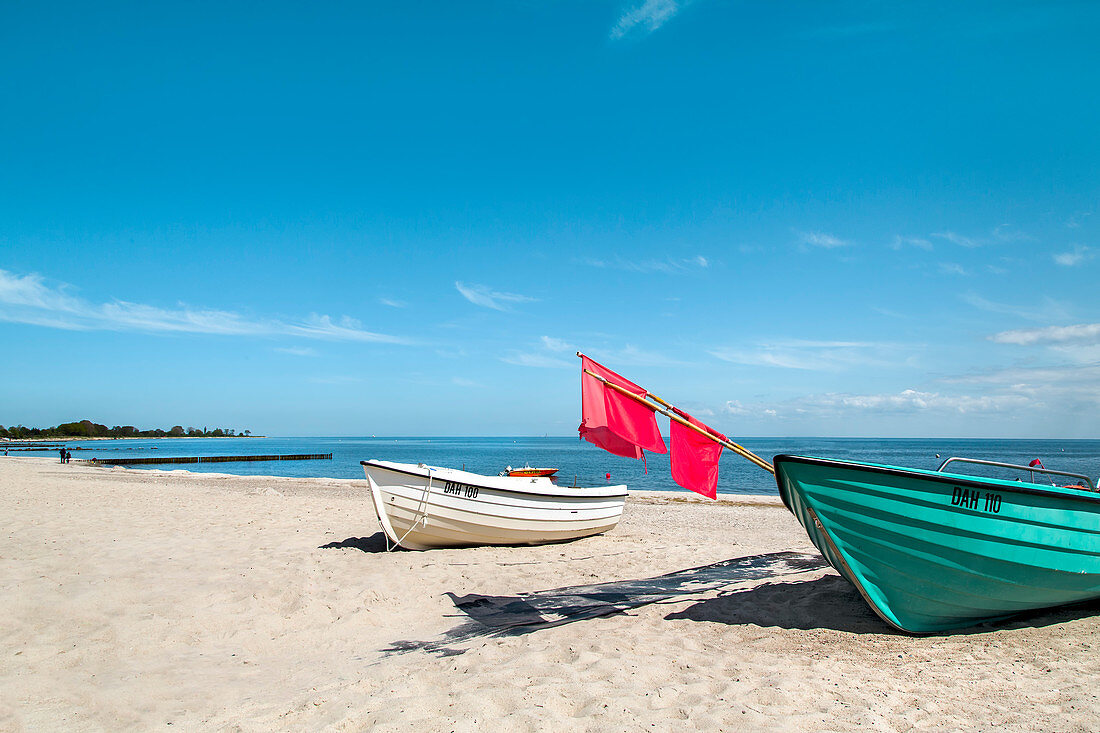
[46,436,1100,495]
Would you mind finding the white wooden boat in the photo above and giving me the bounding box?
[361,460,628,550]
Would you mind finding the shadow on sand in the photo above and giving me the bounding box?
[666,575,1100,636]
[666,574,888,633]
[319,533,390,553]
[380,550,828,658]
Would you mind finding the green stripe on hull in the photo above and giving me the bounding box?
[774,455,1100,633]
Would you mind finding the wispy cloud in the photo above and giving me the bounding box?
[725,389,1033,419]
[274,346,319,357]
[0,269,409,343]
[805,389,1031,415]
[725,400,778,418]
[938,262,968,276]
[541,336,572,352]
[610,0,686,40]
[797,231,849,249]
[991,224,1034,243]
[500,352,574,369]
[379,298,406,308]
[990,323,1100,346]
[932,231,982,248]
[454,282,537,311]
[961,292,1070,323]
[710,339,915,372]
[1053,245,1093,267]
[307,375,362,385]
[1066,211,1091,229]
[890,235,933,251]
[604,345,690,368]
[942,362,1100,411]
[582,255,709,274]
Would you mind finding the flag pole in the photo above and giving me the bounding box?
[582,367,775,475]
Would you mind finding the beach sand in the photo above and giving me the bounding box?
[2,456,1098,731]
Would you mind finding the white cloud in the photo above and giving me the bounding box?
[890,235,933,250]
[500,352,573,369]
[610,0,684,40]
[824,389,1033,414]
[1053,245,1093,267]
[307,375,362,385]
[961,292,1070,323]
[991,224,1034,243]
[274,346,319,357]
[541,336,572,352]
[0,269,408,343]
[1066,211,1091,229]
[711,339,914,372]
[454,282,536,311]
[933,231,982,248]
[990,323,1100,346]
[726,388,1034,420]
[582,255,709,274]
[798,231,849,249]
[379,298,406,308]
[607,345,689,367]
[938,262,967,276]
[942,362,1100,412]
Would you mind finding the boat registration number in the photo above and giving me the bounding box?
[442,481,479,499]
[951,486,1001,513]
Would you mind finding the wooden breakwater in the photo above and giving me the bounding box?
[79,453,332,466]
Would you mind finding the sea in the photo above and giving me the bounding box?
[31,436,1100,495]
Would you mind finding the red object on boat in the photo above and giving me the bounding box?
[506,466,559,477]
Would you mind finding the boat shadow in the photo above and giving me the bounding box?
[379,551,829,658]
[667,576,1100,636]
[319,533,390,553]
[665,575,891,634]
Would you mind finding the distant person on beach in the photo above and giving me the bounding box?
[65,449,71,463]
[59,447,66,463]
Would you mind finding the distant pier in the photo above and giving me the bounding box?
[79,453,332,466]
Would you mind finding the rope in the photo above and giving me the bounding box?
[389,467,433,551]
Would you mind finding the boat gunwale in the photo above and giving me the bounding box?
[361,460,628,499]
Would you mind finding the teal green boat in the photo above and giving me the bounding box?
[773,455,1100,634]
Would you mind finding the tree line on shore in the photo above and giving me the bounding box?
[0,420,252,439]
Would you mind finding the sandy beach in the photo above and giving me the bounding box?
[2,456,1098,732]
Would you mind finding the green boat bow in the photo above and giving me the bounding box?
[773,455,1100,633]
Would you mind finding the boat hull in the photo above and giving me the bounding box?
[507,467,558,477]
[362,460,627,550]
[774,455,1100,633]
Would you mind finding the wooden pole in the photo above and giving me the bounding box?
[582,367,775,475]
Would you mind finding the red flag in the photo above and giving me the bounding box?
[579,355,643,459]
[579,355,666,459]
[670,408,725,499]
[603,382,667,455]
[1029,458,1044,468]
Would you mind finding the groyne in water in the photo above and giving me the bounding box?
[78,453,332,466]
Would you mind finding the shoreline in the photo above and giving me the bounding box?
[1,435,268,443]
[2,455,1097,730]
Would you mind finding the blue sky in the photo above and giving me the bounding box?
[2,1,1098,438]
